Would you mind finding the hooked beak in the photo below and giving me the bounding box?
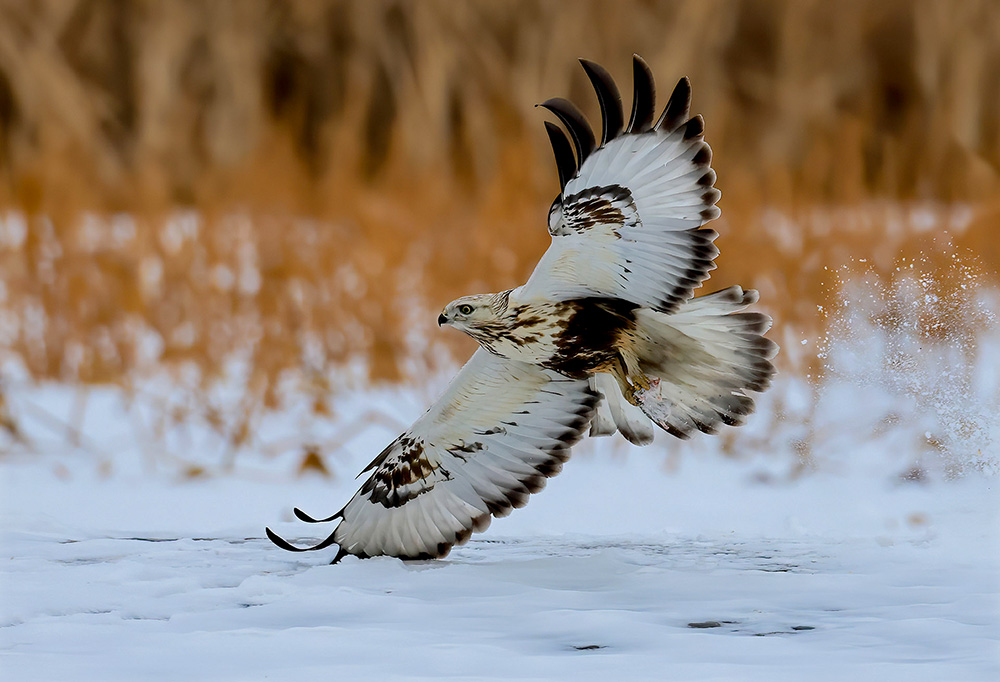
[437,313,448,326]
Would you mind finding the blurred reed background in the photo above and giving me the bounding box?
[0,0,997,470]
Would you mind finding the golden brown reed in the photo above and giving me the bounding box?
[0,0,998,410]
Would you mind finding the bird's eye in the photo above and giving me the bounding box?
[458,304,474,315]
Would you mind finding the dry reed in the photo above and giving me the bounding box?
[0,0,997,461]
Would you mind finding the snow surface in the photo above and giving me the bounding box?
[2,397,998,681]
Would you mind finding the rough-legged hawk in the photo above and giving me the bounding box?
[267,56,778,561]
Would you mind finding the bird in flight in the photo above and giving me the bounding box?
[267,55,777,562]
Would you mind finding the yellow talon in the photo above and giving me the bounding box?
[608,355,651,406]
[623,384,642,406]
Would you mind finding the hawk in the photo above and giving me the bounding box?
[267,56,777,561]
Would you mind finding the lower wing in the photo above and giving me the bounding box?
[267,349,598,560]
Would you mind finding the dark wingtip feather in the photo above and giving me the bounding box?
[627,54,656,133]
[656,77,692,132]
[540,97,596,165]
[265,527,303,551]
[266,526,341,553]
[293,507,342,524]
[579,58,624,144]
[683,114,706,141]
[691,140,712,166]
[543,121,577,191]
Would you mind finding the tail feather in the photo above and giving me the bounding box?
[590,374,655,446]
[632,285,777,440]
[588,376,618,437]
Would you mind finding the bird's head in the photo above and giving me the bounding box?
[438,293,506,336]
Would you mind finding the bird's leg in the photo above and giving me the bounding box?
[609,357,635,404]
[632,372,652,392]
[610,355,648,407]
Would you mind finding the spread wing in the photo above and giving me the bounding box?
[518,56,721,314]
[266,349,598,561]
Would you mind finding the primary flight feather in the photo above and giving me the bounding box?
[267,55,778,562]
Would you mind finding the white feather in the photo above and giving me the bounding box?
[327,349,596,559]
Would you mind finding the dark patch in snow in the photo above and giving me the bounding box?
[753,626,816,637]
[56,558,119,565]
[688,620,739,629]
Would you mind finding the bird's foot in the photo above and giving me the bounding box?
[624,374,656,406]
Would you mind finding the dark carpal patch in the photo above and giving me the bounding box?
[545,297,638,378]
[560,185,633,233]
[362,436,448,508]
[552,184,641,237]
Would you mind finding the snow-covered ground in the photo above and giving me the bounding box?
[2,379,998,681]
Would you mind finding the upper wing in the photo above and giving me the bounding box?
[266,349,598,560]
[518,56,721,314]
